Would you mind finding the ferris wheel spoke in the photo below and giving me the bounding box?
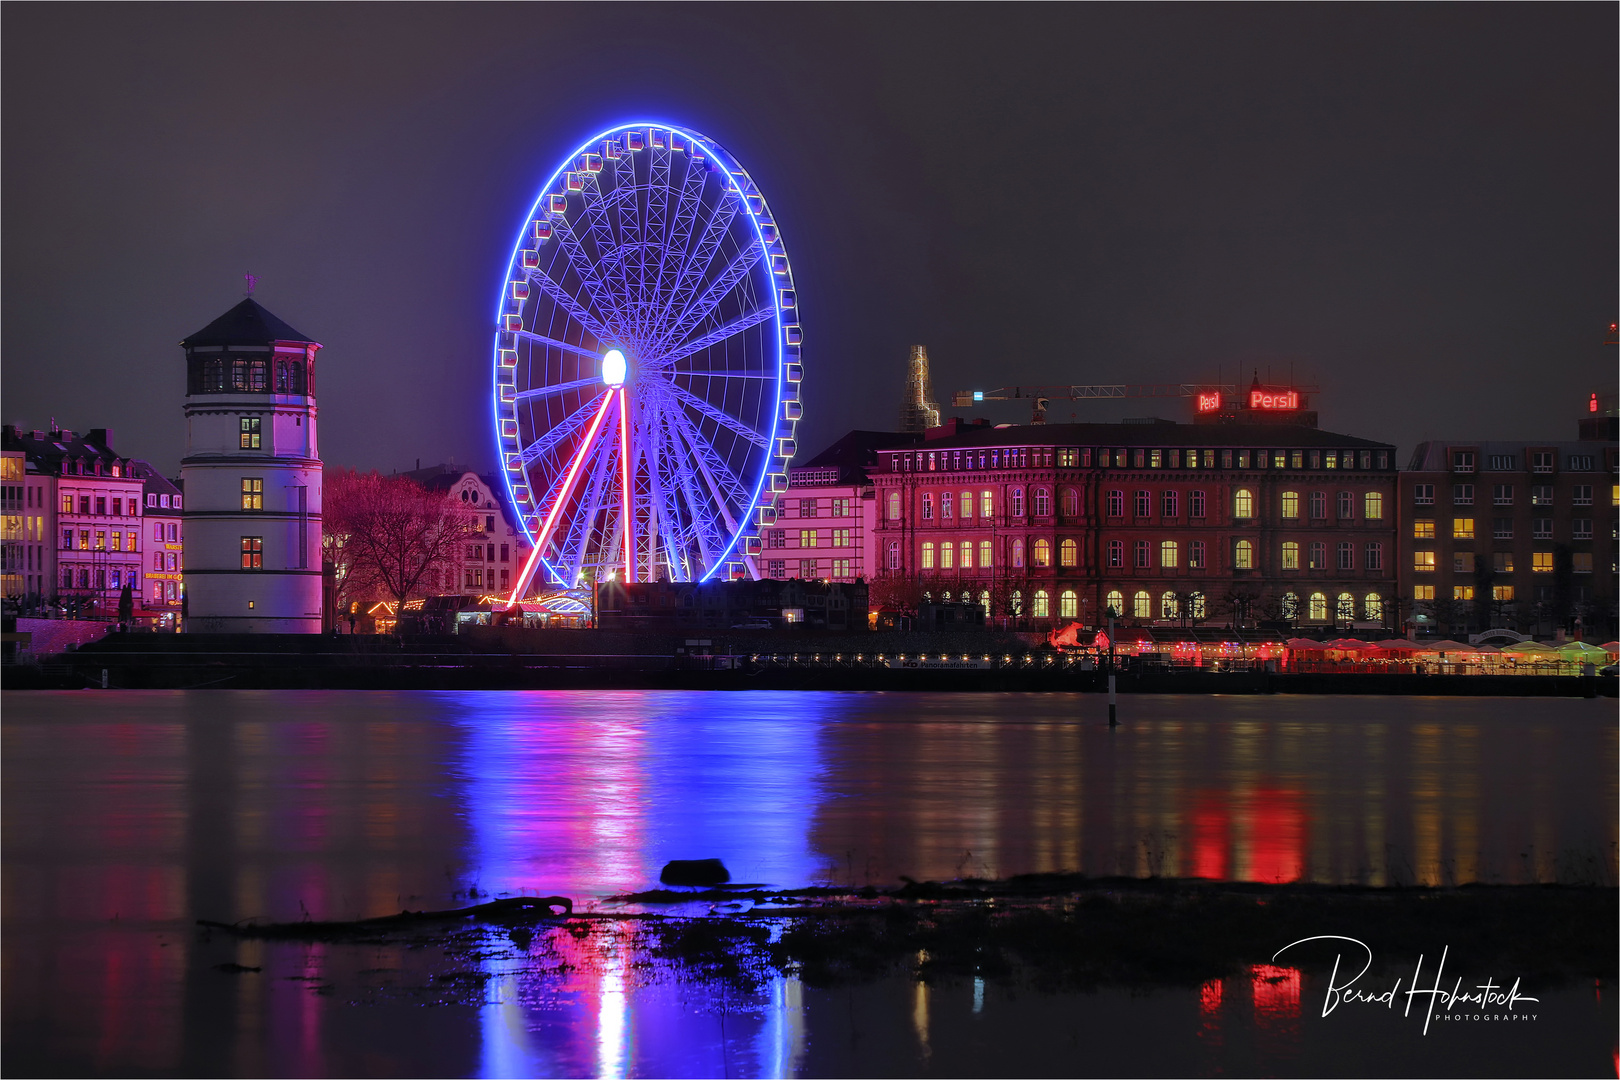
[550,217,631,338]
[519,391,609,465]
[663,402,750,509]
[514,374,601,402]
[650,304,776,370]
[653,414,713,573]
[664,382,769,451]
[652,244,764,356]
[642,417,688,578]
[653,185,741,332]
[514,331,601,363]
[663,412,743,560]
[651,154,711,334]
[525,267,616,346]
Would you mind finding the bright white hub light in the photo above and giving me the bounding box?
[601,348,627,387]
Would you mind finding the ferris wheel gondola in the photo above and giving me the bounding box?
[492,122,801,599]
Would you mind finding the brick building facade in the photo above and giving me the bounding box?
[871,420,1399,630]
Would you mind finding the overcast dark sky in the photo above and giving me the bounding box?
[4,4,1614,475]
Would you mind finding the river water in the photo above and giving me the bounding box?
[3,690,1615,1076]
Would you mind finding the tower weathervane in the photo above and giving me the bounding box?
[244,272,258,297]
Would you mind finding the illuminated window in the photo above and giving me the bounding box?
[1105,589,1124,617]
[1337,491,1353,519]
[981,490,993,517]
[1149,450,1162,469]
[1132,590,1151,619]
[1612,484,1619,507]
[886,542,900,571]
[1337,542,1354,570]
[241,477,263,511]
[1062,489,1079,517]
[1135,490,1152,517]
[1492,551,1514,573]
[956,541,970,569]
[886,492,900,520]
[1233,489,1254,519]
[1310,492,1326,519]
[921,542,935,569]
[1492,585,1514,602]
[1162,490,1179,517]
[240,536,262,570]
[1365,543,1383,571]
[1337,593,1355,621]
[1531,552,1553,573]
[249,360,268,391]
[1324,452,1336,470]
[60,493,72,515]
[1453,484,1474,505]
[979,539,992,567]
[1412,519,1435,539]
[1363,492,1383,520]
[1160,540,1178,568]
[801,529,819,548]
[1189,540,1206,569]
[1009,590,1024,616]
[1012,538,1025,567]
[1413,484,1434,505]
[94,531,105,551]
[1572,519,1592,539]
[1034,489,1050,516]
[109,532,122,552]
[1033,590,1050,618]
[1280,592,1299,619]
[239,417,262,450]
[1572,484,1592,506]
[1011,488,1025,516]
[1364,594,1383,621]
[1135,540,1151,568]
[1280,491,1299,519]
[941,541,957,569]
[960,490,974,520]
[1060,590,1078,619]
[1308,593,1327,620]
[1452,518,1474,539]
[1190,490,1206,518]
[1414,551,1435,572]
[1107,540,1123,567]
[1158,591,1176,619]
[1413,585,1434,601]
[1060,538,1078,567]
[921,493,933,520]
[1032,538,1051,567]
[1453,585,1473,601]
[1282,541,1300,570]
[1573,553,1592,574]
[1233,539,1253,569]
[1238,451,1250,469]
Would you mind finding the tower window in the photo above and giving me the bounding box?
[241,478,263,511]
[240,536,263,569]
[205,359,226,391]
[240,417,262,449]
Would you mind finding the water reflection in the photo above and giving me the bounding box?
[2,690,1615,1077]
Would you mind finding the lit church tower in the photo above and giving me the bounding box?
[180,291,323,632]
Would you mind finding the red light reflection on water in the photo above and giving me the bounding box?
[1247,789,1307,883]
[1185,787,1307,883]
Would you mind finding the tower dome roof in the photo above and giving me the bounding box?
[180,298,318,349]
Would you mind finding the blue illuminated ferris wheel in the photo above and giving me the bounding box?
[493,123,802,598]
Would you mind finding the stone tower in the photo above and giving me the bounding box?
[898,345,941,433]
[179,298,323,633]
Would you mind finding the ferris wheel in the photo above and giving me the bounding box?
[493,122,801,599]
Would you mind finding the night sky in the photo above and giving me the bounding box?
[4,5,1614,476]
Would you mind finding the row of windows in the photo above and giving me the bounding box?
[1412,483,1602,506]
[891,447,1390,473]
[463,543,511,562]
[60,529,139,552]
[1414,551,1597,574]
[1414,517,1597,541]
[907,537,1387,572]
[893,488,1385,522]
[767,528,855,548]
[59,565,140,590]
[201,358,308,394]
[787,497,855,518]
[151,551,181,571]
[58,494,143,517]
[145,493,181,509]
[458,568,511,589]
[905,587,1387,623]
[1450,451,1599,473]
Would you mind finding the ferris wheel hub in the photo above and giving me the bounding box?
[601,348,628,388]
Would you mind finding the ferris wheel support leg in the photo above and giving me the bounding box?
[504,389,619,607]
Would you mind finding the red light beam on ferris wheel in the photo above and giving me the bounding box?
[505,388,618,605]
[619,387,633,584]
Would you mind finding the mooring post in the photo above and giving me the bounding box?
[1108,673,1117,726]
[101,668,109,689]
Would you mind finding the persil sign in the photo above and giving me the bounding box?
[1196,392,1222,413]
[1248,389,1299,411]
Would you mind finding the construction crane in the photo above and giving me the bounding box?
[952,382,1321,424]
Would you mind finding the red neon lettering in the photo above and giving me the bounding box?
[1249,390,1299,411]
[1197,393,1222,413]
[1590,393,1599,413]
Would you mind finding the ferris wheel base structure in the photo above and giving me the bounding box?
[491,123,803,604]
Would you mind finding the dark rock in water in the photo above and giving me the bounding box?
[659,858,730,886]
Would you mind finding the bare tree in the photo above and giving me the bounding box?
[323,469,464,615]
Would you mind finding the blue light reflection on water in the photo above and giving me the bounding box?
[450,690,832,899]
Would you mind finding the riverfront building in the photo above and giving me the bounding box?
[417,467,533,598]
[135,465,185,618]
[1398,412,1619,638]
[870,419,1399,630]
[764,430,920,585]
[179,299,324,633]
